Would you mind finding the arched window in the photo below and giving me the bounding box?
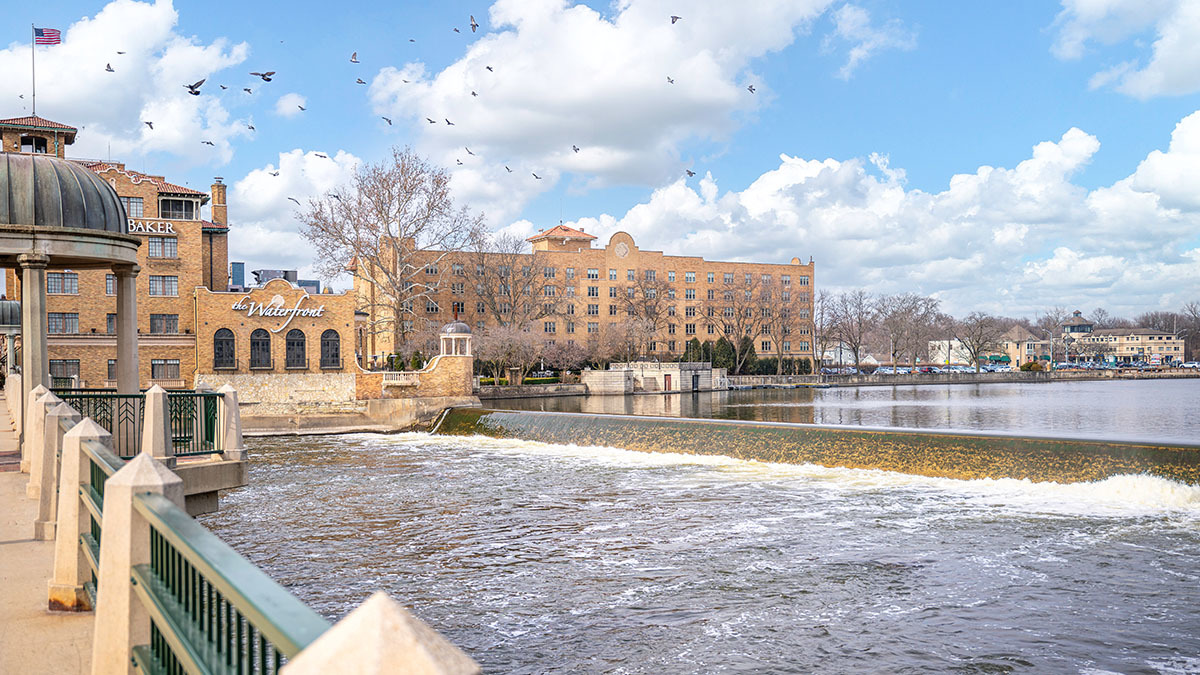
[286,329,306,369]
[250,329,271,369]
[321,329,341,369]
[213,329,235,369]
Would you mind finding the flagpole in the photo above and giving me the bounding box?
[31,24,36,115]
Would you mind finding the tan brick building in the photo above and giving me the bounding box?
[355,226,816,368]
[1,114,229,388]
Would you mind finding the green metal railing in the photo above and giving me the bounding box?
[55,392,224,459]
[79,437,125,605]
[132,492,331,674]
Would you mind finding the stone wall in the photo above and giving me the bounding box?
[477,383,588,399]
[195,372,356,405]
[357,354,475,400]
[581,369,634,394]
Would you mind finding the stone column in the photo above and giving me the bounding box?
[19,253,49,455]
[33,402,80,540]
[24,388,57,483]
[48,419,112,612]
[90,454,183,675]
[140,384,175,469]
[6,333,15,373]
[113,264,140,395]
[217,384,245,461]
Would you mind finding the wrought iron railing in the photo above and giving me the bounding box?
[169,391,223,457]
[56,391,224,459]
[133,492,331,673]
[79,437,124,605]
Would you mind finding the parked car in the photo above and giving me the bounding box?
[1181,362,1199,369]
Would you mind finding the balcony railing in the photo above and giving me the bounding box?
[382,372,420,387]
[55,391,224,459]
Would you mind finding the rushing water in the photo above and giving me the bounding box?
[203,428,1200,672]
[488,379,1200,444]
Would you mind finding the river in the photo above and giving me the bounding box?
[202,380,1200,673]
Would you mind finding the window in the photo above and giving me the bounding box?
[50,359,80,378]
[566,304,575,315]
[762,274,771,284]
[147,237,177,258]
[108,360,118,380]
[798,341,811,352]
[648,288,659,299]
[798,275,810,286]
[149,314,178,334]
[707,307,715,317]
[452,282,464,294]
[476,264,486,276]
[159,199,195,220]
[21,136,47,153]
[668,306,677,317]
[799,308,810,319]
[707,272,715,283]
[745,273,753,284]
[566,321,575,334]
[783,341,791,352]
[452,301,465,315]
[627,269,635,281]
[609,269,617,281]
[47,272,78,294]
[148,275,178,296]
[566,268,576,280]
[668,341,676,352]
[476,301,486,313]
[685,289,695,300]
[707,289,715,300]
[285,329,306,368]
[587,268,599,280]
[426,300,439,314]
[587,286,599,297]
[544,267,556,279]
[649,341,657,352]
[608,305,617,316]
[120,196,144,218]
[566,286,576,297]
[645,270,656,281]
[319,330,340,368]
[668,271,676,282]
[106,274,116,296]
[685,306,696,317]
[668,324,676,335]
[522,284,532,296]
[707,325,715,335]
[781,275,791,286]
[685,272,695,283]
[686,324,696,335]
[499,302,512,314]
[587,304,599,316]
[423,263,438,275]
[609,287,617,298]
[48,313,78,334]
[724,273,734,284]
[782,291,791,302]
[214,329,235,369]
[499,283,511,296]
[107,313,117,334]
[151,359,181,380]
[544,321,557,333]
[762,341,772,352]
[250,329,271,369]
[724,307,734,317]
[522,266,532,277]
[587,322,599,334]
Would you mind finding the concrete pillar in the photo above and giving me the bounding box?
[113,264,140,395]
[18,382,45,473]
[10,372,22,441]
[49,419,112,612]
[6,333,15,373]
[91,454,183,675]
[19,253,49,456]
[140,384,174,469]
[217,384,245,461]
[25,388,58,487]
[33,401,81,540]
[280,592,481,675]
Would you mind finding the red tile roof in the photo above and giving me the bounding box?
[76,160,208,197]
[0,115,78,132]
[200,219,227,230]
[526,224,597,242]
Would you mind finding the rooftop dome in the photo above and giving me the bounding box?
[441,320,471,334]
[0,153,126,233]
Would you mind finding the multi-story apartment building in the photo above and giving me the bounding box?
[1,114,230,387]
[355,226,816,369]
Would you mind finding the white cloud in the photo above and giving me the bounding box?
[228,149,361,278]
[0,0,250,164]
[274,93,307,118]
[1053,0,1200,98]
[825,4,917,80]
[553,113,1200,317]
[369,0,834,223]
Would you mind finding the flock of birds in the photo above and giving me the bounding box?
[106,13,748,202]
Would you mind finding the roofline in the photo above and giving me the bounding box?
[0,120,78,133]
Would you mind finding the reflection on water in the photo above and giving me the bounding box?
[488,379,1200,442]
[203,434,1200,674]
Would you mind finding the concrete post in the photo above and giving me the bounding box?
[19,383,47,473]
[9,372,21,439]
[280,592,481,675]
[113,264,140,396]
[217,384,245,461]
[91,454,183,675]
[140,384,175,469]
[33,402,81,540]
[26,389,60,491]
[19,254,50,432]
[48,419,112,612]
[194,382,213,450]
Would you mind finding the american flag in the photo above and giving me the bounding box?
[34,27,62,45]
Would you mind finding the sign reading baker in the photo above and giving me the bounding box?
[127,219,177,235]
[232,294,327,333]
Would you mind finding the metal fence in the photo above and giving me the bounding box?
[56,391,224,459]
[79,436,124,605]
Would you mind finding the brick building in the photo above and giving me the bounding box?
[355,227,816,368]
[1,114,229,388]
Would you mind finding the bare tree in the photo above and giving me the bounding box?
[953,312,1006,372]
[701,275,768,374]
[875,293,939,368]
[1181,301,1200,360]
[831,289,874,371]
[811,290,835,368]
[300,147,484,353]
[473,325,542,381]
[470,233,561,331]
[616,273,673,356]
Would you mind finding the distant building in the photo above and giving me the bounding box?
[927,339,973,366]
[997,325,1049,367]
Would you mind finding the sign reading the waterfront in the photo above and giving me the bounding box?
[232,294,326,333]
[127,220,177,235]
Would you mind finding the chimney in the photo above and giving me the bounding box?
[211,177,227,226]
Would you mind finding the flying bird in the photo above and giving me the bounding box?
[350,51,359,63]
[453,28,460,33]
[671,15,682,24]
[465,147,475,155]
[356,78,366,84]
[184,78,205,95]
[330,194,342,201]
[105,63,114,73]
[471,91,478,97]
[220,84,228,90]
[666,76,674,84]
[426,118,437,124]
[445,118,454,125]
[505,166,512,172]
[143,121,153,129]
[116,51,126,54]
[456,159,463,165]
[269,171,280,176]
[402,79,410,83]
[747,85,756,93]
[250,71,275,82]
[470,15,479,32]
[247,124,255,131]
[243,87,253,94]
[486,65,493,72]
[572,145,580,153]
[201,140,215,146]
[382,116,392,125]
[532,172,542,180]
[409,38,415,42]
[287,197,301,205]
[315,152,328,158]
[686,169,695,177]
[297,104,306,111]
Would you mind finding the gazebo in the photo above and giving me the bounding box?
[0,153,142,411]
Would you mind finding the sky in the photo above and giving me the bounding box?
[2,0,1198,318]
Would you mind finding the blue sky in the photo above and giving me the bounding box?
[2,0,1198,317]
